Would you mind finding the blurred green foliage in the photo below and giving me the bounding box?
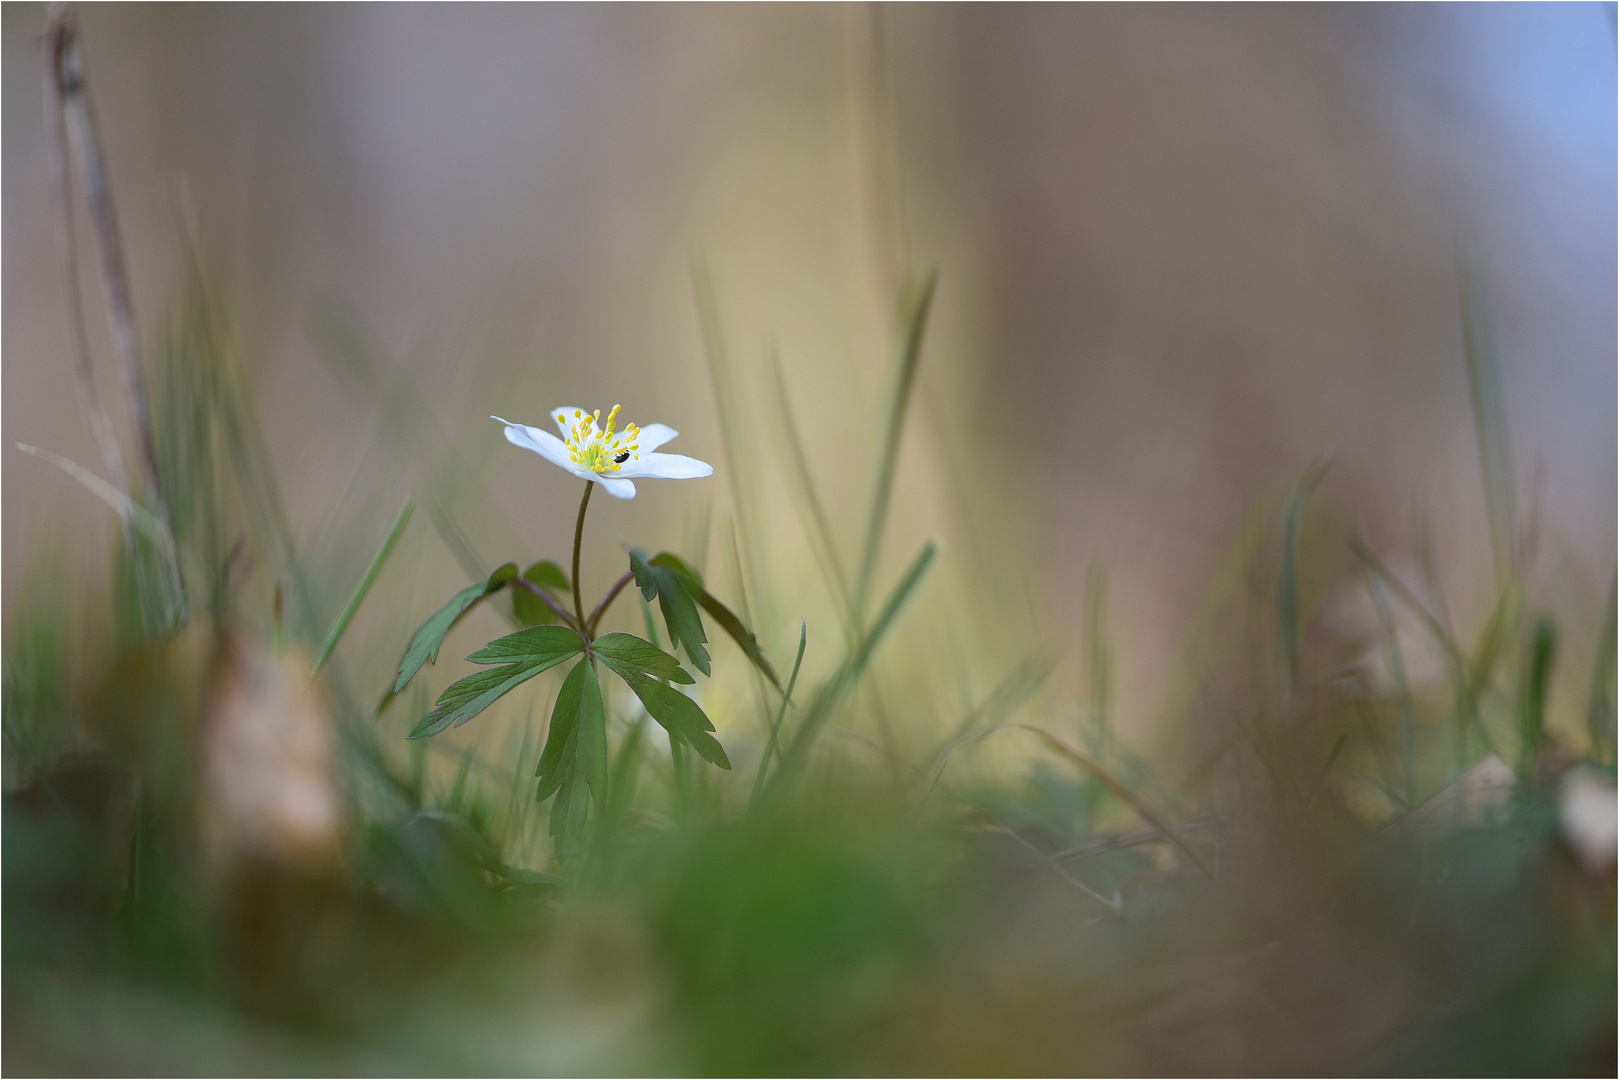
[4,237,1614,1078]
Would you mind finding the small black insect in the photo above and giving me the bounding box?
[614,451,632,464]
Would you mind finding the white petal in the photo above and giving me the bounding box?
[632,423,679,453]
[493,416,591,480]
[616,452,713,480]
[594,476,637,499]
[550,407,587,437]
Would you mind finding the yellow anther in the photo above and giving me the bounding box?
[551,406,646,472]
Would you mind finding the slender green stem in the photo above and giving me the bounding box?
[586,571,636,636]
[313,498,414,674]
[855,271,936,622]
[776,539,937,787]
[513,575,579,629]
[750,619,807,810]
[1367,571,1416,806]
[572,478,594,638]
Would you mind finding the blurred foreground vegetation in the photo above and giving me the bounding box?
[5,244,1614,1075]
[4,18,1615,1068]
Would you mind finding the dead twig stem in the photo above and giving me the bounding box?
[43,6,126,501]
[47,3,184,613]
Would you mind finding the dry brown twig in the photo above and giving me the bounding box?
[43,5,125,500]
[44,3,185,614]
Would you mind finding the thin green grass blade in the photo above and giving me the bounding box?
[16,443,177,560]
[855,270,936,622]
[1458,260,1517,595]
[913,715,1211,879]
[409,725,428,807]
[312,498,414,675]
[1351,697,1410,812]
[1018,725,1215,880]
[207,317,320,641]
[915,721,1023,809]
[1520,618,1556,767]
[682,497,713,581]
[714,525,779,692]
[1460,585,1517,761]
[846,538,937,688]
[1588,579,1617,764]
[776,539,937,784]
[607,715,648,824]
[1276,455,1332,697]
[948,654,1055,743]
[1083,564,1111,752]
[1150,501,1267,767]
[148,285,224,619]
[311,306,524,590]
[1351,537,1465,672]
[765,347,857,635]
[829,722,1123,908]
[1367,569,1418,806]
[1351,534,1493,771]
[505,711,538,847]
[428,502,495,590]
[446,743,477,812]
[691,258,770,615]
[750,619,808,809]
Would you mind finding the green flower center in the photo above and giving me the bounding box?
[565,405,639,473]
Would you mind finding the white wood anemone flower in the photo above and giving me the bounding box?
[493,405,713,499]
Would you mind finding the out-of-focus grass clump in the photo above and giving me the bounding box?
[5,242,1614,1076]
[4,26,1615,1063]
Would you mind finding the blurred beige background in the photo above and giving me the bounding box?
[4,4,1613,742]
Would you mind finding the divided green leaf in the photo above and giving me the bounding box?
[512,560,570,626]
[394,562,519,694]
[592,632,696,684]
[593,636,730,770]
[630,548,710,676]
[466,625,587,665]
[629,548,779,689]
[651,552,781,691]
[535,657,609,860]
[408,625,583,739]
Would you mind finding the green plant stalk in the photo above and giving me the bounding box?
[1084,564,1110,752]
[1367,571,1417,806]
[692,257,772,636]
[1589,579,1617,764]
[855,270,936,622]
[766,348,857,639]
[572,478,595,637]
[1008,724,1213,881]
[1459,260,1517,595]
[313,308,528,599]
[586,572,635,636]
[750,620,808,809]
[1350,535,1501,770]
[828,721,1123,909]
[1520,618,1556,768]
[775,539,937,787]
[313,498,414,675]
[1276,455,1331,702]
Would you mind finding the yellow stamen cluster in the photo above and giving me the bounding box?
[565,404,640,473]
